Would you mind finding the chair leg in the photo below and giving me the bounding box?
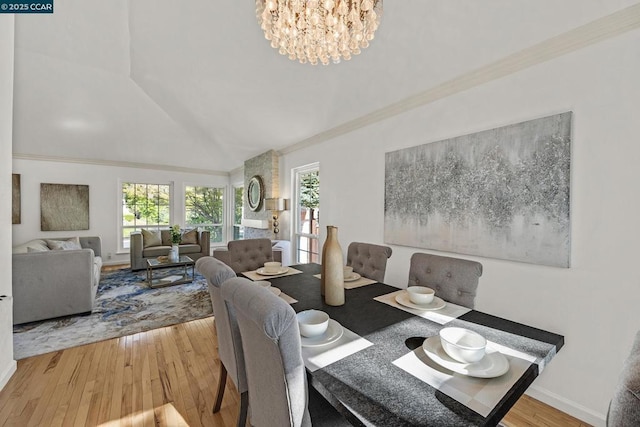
[237,391,249,427]
[213,363,228,413]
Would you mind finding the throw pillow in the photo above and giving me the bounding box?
[12,239,49,254]
[27,246,49,253]
[180,229,198,244]
[142,229,162,248]
[46,237,82,250]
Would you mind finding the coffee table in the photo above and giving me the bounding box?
[146,255,195,288]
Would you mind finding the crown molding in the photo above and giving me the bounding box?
[280,3,640,155]
[12,153,229,177]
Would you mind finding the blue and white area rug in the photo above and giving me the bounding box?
[13,268,213,359]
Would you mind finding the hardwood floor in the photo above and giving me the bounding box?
[0,316,590,427]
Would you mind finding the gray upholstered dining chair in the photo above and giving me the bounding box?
[195,257,248,427]
[607,330,640,426]
[346,242,393,282]
[408,253,483,309]
[221,277,350,427]
[227,238,274,273]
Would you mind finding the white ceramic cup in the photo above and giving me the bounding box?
[343,266,354,278]
[264,261,282,273]
[406,286,435,305]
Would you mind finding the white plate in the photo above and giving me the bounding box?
[270,287,282,296]
[300,319,344,347]
[395,292,446,311]
[422,336,509,378]
[343,273,362,282]
[256,267,289,276]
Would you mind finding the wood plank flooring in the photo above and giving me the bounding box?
[0,316,590,426]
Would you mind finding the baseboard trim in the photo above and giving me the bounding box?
[0,360,17,391]
[527,385,606,427]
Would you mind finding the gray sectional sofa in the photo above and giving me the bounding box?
[129,229,210,271]
[12,236,103,325]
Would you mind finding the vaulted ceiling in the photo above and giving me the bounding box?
[11,0,638,173]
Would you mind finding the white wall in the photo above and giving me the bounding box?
[281,29,640,426]
[11,160,230,265]
[1,15,17,390]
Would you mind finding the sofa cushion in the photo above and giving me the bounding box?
[46,237,82,250]
[161,230,172,246]
[142,229,162,248]
[177,244,201,254]
[143,245,171,258]
[142,244,202,258]
[93,256,103,286]
[12,239,50,254]
[181,229,198,244]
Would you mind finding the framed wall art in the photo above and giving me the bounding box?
[384,112,572,267]
[41,183,90,231]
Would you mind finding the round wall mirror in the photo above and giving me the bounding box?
[247,175,265,211]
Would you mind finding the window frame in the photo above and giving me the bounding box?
[118,180,173,253]
[292,163,320,264]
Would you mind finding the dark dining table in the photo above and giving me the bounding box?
[256,263,564,427]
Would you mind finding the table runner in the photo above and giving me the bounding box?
[302,326,373,372]
[312,273,377,289]
[374,289,471,325]
[393,340,535,417]
[242,267,303,281]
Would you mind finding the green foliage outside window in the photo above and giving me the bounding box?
[185,186,224,243]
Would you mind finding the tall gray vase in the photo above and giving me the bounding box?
[321,225,344,306]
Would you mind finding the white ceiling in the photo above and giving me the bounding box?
[11,0,639,173]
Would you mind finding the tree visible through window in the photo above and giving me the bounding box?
[185,186,224,243]
[295,167,320,263]
[121,183,171,249]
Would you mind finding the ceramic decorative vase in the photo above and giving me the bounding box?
[169,245,179,262]
[321,225,345,306]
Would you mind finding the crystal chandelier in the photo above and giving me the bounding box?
[256,0,383,65]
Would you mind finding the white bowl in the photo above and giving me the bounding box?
[406,286,435,305]
[264,261,282,273]
[296,310,330,338]
[439,327,487,363]
[343,266,354,277]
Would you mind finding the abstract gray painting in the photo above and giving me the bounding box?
[41,183,90,231]
[384,112,571,267]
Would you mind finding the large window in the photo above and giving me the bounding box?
[121,182,171,250]
[233,185,244,240]
[185,185,225,244]
[293,165,320,263]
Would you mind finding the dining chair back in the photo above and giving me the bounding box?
[607,330,640,426]
[221,277,311,426]
[227,238,274,273]
[195,257,248,426]
[408,253,483,309]
[346,242,393,282]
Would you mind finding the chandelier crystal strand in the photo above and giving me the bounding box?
[256,0,382,65]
